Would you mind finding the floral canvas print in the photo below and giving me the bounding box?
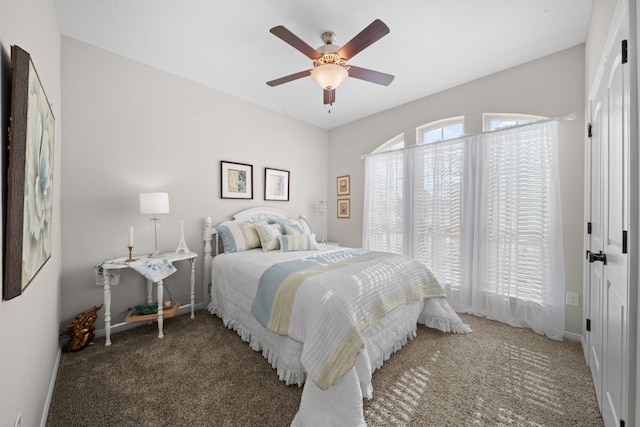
[5,46,55,299]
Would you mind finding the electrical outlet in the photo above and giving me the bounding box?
[14,412,21,427]
[566,291,579,307]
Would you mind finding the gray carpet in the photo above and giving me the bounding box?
[47,311,604,426]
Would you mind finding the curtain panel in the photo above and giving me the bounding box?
[363,120,566,340]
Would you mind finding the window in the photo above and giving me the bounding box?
[416,117,464,145]
[363,120,565,340]
[372,133,404,153]
[483,113,546,132]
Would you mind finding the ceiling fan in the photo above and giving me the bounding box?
[266,19,394,106]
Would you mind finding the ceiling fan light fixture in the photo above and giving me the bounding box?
[311,64,348,90]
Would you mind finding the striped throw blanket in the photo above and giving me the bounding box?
[251,249,446,390]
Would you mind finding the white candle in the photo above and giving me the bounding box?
[128,226,134,247]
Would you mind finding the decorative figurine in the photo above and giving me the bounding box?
[61,304,103,352]
[175,219,191,254]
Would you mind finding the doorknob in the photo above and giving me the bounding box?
[588,250,607,265]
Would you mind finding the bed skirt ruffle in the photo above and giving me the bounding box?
[209,302,307,386]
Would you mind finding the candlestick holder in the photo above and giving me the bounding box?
[126,246,135,262]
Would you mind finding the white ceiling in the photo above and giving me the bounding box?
[54,0,592,130]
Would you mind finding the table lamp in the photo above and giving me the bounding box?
[139,192,170,255]
[316,200,327,243]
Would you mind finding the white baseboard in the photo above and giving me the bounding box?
[40,346,61,427]
[564,330,587,364]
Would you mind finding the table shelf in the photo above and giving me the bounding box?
[125,300,181,323]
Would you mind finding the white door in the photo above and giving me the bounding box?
[586,2,633,426]
[587,94,605,407]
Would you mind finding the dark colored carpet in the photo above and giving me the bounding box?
[47,311,603,426]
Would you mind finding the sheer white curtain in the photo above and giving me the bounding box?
[363,120,566,339]
[469,121,565,339]
[363,149,404,254]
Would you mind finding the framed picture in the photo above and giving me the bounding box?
[337,199,351,219]
[264,168,290,201]
[4,46,55,300]
[221,161,253,199]
[337,175,350,196]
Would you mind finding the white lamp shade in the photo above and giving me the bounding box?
[311,64,348,90]
[139,192,170,214]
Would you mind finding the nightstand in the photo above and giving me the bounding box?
[98,252,197,346]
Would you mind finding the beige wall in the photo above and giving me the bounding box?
[60,37,329,332]
[0,1,62,426]
[327,45,586,335]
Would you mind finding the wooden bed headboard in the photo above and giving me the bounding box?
[202,207,292,304]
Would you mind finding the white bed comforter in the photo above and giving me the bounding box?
[208,246,471,426]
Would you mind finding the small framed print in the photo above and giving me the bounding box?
[337,175,350,196]
[337,199,350,219]
[264,168,290,201]
[221,161,253,199]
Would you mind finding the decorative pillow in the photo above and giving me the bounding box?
[278,233,319,252]
[254,223,282,251]
[284,224,303,235]
[270,217,312,235]
[216,223,261,253]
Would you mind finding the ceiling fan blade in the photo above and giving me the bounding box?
[337,19,390,61]
[270,26,321,60]
[348,66,394,86]
[324,88,336,105]
[266,70,313,87]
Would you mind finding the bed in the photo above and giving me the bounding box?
[203,207,470,426]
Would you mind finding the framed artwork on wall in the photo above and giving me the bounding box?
[221,161,253,199]
[264,168,290,201]
[4,45,56,300]
[337,175,350,196]
[337,199,351,219]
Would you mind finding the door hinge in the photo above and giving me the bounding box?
[587,222,592,234]
[586,318,591,332]
[622,230,628,254]
[587,123,592,138]
[622,40,628,64]
[586,250,590,260]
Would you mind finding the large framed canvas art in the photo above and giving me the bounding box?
[4,46,55,300]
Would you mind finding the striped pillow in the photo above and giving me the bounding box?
[216,223,261,253]
[270,218,312,235]
[284,224,303,235]
[278,233,319,252]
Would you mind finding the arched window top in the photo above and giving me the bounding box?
[483,113,547,132]
[416,116,465,145]
[371,133,404,154]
